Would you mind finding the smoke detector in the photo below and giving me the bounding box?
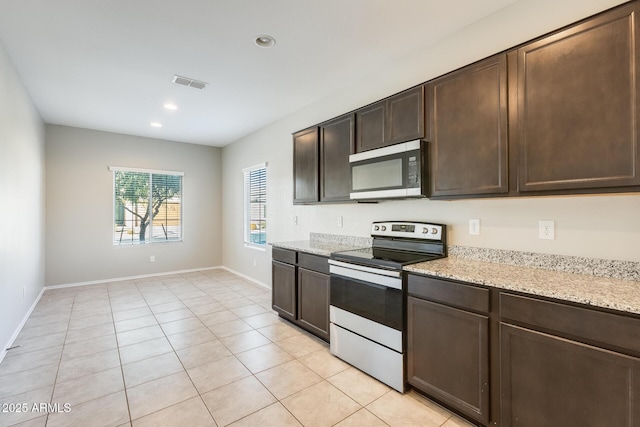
[171,75,208,90]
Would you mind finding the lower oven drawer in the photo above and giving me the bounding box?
[330,306,402,351]
[330,322,405,392]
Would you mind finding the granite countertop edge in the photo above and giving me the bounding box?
[405,257,640,316]
[270,240,366,257]
[270,235,640,315]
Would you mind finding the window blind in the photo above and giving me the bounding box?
[243,164,267,247]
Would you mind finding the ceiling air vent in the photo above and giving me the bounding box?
[171,75,208,90]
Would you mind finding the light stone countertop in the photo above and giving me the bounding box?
[271,233,640,315]
[405,256,640,315]
[270,240,368,257]
[271,232,372,257]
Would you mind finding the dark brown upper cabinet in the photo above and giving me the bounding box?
[319,114,354,202]
[355,85,425,153]
[355,102,386,153]
[516,3,640,193]
[427,54,509,198]
[292,126,319,204]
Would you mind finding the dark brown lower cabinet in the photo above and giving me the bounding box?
[297,268,330,341]
[500,323,640,427]
[408,274,640,426]
[271,260,296,321]
[271,248,329,342]
[407,274,491,425]
[407,296,490,425]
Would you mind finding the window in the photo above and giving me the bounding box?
[243,163,267,248]
[111,167,183,245]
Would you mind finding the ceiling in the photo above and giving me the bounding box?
[0,0,517,147]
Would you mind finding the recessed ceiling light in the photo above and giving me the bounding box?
[150,122,162,128]
[255,35,276,48]
[164,103,177,110]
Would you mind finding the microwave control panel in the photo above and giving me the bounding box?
[407,154,419,187]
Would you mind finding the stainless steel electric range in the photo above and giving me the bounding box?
[328,221,447,392]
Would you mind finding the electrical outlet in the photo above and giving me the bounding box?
[150,255,155,263]
[469,219,480,236]
[539,220,555,240]
[337,216,343,228]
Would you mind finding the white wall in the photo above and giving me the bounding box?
[221,0,639,287]
[0,42,46,353]
[45,125,222,286]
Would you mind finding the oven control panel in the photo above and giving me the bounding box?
[371,222,444,241]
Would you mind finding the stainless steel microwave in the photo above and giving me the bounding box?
[349,140,427,200]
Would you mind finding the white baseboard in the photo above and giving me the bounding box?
[1,287,46,365]
[219,266,270,290]
[45,266,224,290]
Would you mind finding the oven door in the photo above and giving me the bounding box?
[329,260,404,331]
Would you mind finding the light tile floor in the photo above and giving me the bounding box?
[0,269,475,427]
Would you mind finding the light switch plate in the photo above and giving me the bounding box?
[469,219,480,236]
[337,216,343,228]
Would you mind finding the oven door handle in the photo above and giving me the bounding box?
[329,260,402,290]
[328,260,401,278]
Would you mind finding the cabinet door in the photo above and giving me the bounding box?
[407,296,489,424]
[355,86,426,153]
[293,127,319,203]
[272,261,296,321]
[517,3,640,192]
[387,86,425,145]
[428,55,508,197]
[320,114,354,202]
[355,101,386,153]
[501,323,640,427]
[297,267,330,341]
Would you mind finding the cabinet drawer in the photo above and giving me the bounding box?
[298,252,329,274]
[408,274,489,314]
[272,247,297,264]
[500,293,640,355]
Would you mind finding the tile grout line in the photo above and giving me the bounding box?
[152,276,219,425]
[170,276,277,426]
[109,281,135,426]
[45,289,78,427]
[128,275,219,424]
[134,275,313,426]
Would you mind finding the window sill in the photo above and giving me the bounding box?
[113,240,184,247]
[244,243,267,252]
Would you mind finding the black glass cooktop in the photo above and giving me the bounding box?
[331,247,444,270]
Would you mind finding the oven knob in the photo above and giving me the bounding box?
[381,226,387,231]
[431,228,438,234]
[374,225,380,231]
[422,227,429,234]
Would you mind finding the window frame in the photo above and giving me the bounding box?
[110,166,184,246]
[243,163,267,250]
